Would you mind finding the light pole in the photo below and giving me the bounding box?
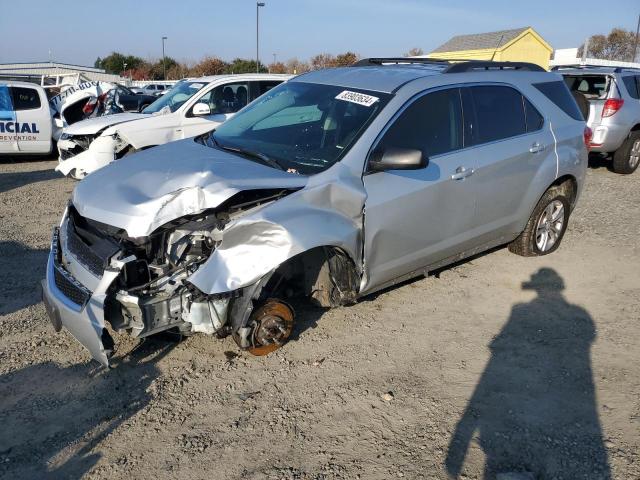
[162,36,168,80]
[123,62,128,83]
[256,2,265,73]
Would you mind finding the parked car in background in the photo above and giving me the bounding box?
[0,81,53,155]
[557,67,640,174]
[42,59,589,366]
[56,74,291,178]
[138,83,171,97]
[111,85,157,112]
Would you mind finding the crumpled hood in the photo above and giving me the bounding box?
[72,139,308,238]
[63,112,146,136]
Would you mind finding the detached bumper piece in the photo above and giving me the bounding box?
[41,227,121,367]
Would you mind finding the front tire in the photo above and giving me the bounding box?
[612,132,640,174]
[508,187,570,257]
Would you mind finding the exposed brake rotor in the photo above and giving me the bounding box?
[247,299,295,356]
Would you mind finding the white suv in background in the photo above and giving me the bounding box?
[56,74,291,178]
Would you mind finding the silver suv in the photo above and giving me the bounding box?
[41,59,589,366]
[558,67,640,174]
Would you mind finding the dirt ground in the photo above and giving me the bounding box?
[0,155,638,480]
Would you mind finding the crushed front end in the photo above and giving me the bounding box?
[41,188,303,367]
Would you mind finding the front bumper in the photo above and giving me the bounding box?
[41,227,122,367]
[56,136,118,178]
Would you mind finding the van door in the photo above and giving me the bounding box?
[0,85,18,153]
[362,88,478,291]
[462,85,554,241]
[179,81,250,139]
[11,86,52,153]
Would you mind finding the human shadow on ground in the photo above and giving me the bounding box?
[0,337,177,480]
[445,268,611,479]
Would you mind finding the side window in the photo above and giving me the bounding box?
[376,88,463,158]
[622,76,640,100]
[197,82,250,115]
[0,85,14,119]
[523,97,544,132]
[467,86,526,145]
[258,81,281,97]
[533,81,583,121]
[10,87,41,110]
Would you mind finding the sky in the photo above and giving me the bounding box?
[0,0,638,67]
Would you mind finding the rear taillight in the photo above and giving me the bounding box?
[602,98,624,118]
[82,97,97,114]
[583,126,593,150]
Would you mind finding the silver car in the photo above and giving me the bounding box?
[42,59,589,366]
[558,67,640,174]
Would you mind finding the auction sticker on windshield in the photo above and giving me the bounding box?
[335,90,379,107]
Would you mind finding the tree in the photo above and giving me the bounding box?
[94,57,102,69]
[99,52,145,74]
[578,28,638,62]
[190,56,229,77]
[404,47,425,57]
[334,51,359,66]
[285,58,310,74]
[226,58,267,74]
[148,57,179,80]
[310,53,336,70]
[268,61,287,74]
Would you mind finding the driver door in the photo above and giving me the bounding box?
[179,81,249,139]
[362,88,478,292]
[0,84,18,153]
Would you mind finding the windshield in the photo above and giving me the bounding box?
[206,82,390,174]
[143,80,206,114]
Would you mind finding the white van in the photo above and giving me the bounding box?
[0,81,53,155]
[56,74,292,178]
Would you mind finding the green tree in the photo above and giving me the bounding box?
[226,58,267,74]
[99,52,146,74]
[578,28,638,62]
[94,57,102,69]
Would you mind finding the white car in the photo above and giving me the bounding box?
[57,74,290,178]
[0,81,53,155]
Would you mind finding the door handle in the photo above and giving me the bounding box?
[529,142,545,153]
[451,166,475,181]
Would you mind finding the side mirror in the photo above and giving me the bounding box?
[369,146,427,172]
[192,103,211,116]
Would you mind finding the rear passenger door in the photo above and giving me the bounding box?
[11,86,52,153]
[462,85,553,241]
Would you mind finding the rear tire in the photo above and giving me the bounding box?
[612,132,640,174]
[508,187,570,257]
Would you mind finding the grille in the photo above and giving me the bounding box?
[66,221,106,277]
[53,260,91,307]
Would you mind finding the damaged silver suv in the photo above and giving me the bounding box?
[42,58,589,366]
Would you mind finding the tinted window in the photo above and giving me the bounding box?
[622,76,640,100]
[563,75,609,99]
[378,88,463,158]
[524,97,544,132]
[10,87,41,110]
[467,86,526,144]
[533,81,583,121]
[258,81,282,96]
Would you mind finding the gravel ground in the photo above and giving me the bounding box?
[0,156,638,480]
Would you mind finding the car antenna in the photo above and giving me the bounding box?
[490,35,504,61]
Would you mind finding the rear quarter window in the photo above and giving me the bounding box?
[622,76,640,100]
[533,81,583,121]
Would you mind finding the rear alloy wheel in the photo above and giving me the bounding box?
[612,132,640,174]
[508,187,570,257]
[240,299,295,356]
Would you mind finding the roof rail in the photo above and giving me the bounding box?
[352,57,471,67]
[444,61,546,73]
[551,65,640,73]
